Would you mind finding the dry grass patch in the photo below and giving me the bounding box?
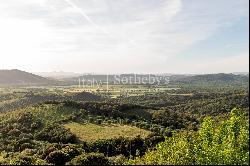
[64,123,152,142]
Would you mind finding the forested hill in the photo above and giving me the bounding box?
[170,73,249,86]
[0,69,56,86]
[0,70,248,87]
[63,73,249,86]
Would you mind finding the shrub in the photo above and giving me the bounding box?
[126,108,249,165]
[67,153,109,165]
[46,150,70,165]
[34,124,77,144]
[108,155,127,165]
[96,119,102,125]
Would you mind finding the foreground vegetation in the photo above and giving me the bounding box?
[127,108,249,165]
[0,106,247,165]
[0,74,249,165]
[0,102,166,165]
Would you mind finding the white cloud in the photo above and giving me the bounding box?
[0,0,248,73]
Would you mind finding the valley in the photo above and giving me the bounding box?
[0,70,249,165]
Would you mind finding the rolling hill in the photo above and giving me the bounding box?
[170,73,249,86]
[0,69,56,86]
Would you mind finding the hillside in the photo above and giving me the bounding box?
[170,73,249,86]
[0,102,164,165]
[0,82,248,165]
[0,91,103,113]
[61,73,249,86]
[0,69,56,86]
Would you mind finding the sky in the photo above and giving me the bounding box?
[0,0,249,74]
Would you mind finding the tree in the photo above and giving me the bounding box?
[46,150,69,165]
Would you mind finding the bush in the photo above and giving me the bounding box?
[107,120,112,125]
[108,155,127,165]
[127,108,249,165]
[46,150,70,165]
[88,117,94,123]
[61,146,82,159]
[67,153,109,165]
[96,119,102,125]
[34,124,77,144]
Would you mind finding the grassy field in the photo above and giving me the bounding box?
[64,123,152,142]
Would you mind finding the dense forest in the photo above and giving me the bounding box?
[0,73,249,165]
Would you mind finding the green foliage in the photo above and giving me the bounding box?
[34,124,77,144]
[108,155,127,165]
[127,108,249,165]
[85,135,164,158]
[0,84,248,165]
[66,153,109,165]
[46,150,70,165]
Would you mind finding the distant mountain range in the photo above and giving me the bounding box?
[62,73,249,87]
[0,69,57,86]
[170,73,249,86]
[0,69,249,87]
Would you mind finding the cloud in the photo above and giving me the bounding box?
[0,0,248,73]
[64,0,108,34]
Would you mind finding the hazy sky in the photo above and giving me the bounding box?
[0,0,249,74]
